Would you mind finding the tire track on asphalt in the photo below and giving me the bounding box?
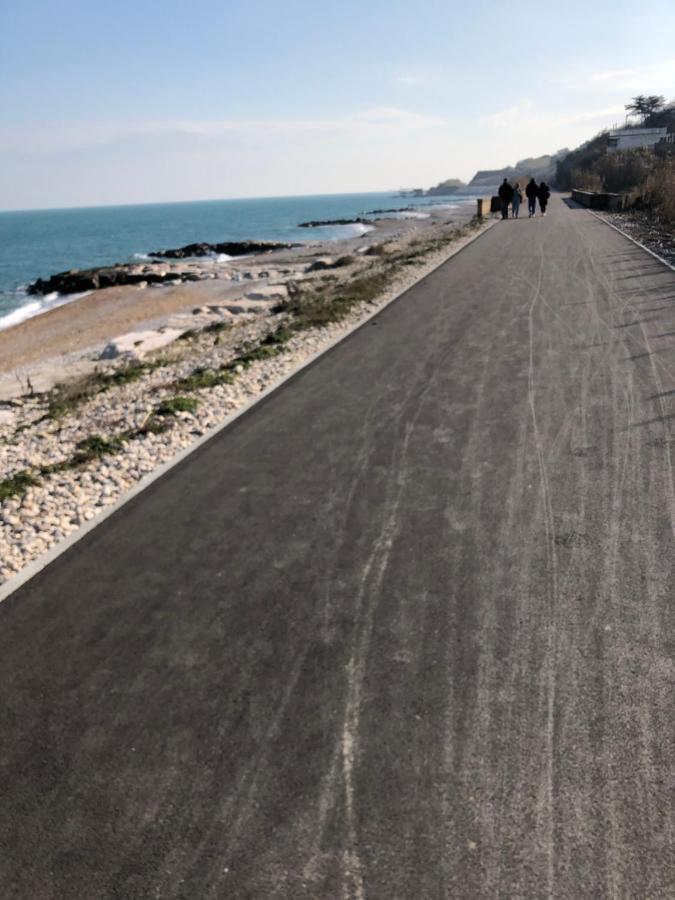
[525,232,561,898]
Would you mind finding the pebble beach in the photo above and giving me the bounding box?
[0,203,491,587]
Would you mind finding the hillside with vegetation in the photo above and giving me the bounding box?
[555,95,675,224]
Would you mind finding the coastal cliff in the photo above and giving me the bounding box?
[426,150,569,198]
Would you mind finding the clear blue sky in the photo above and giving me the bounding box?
[1,0,674,209]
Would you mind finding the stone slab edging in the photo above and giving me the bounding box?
[0,218,498,604]
[588,209,675,275]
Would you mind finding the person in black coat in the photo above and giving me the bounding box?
[537,181,551,216]
[525,178,538,217]
[498,178,514,219]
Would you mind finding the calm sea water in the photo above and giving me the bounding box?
[0,192,474,330]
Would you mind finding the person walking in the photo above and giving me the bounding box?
[525,178,538,217]
[512,182,523,218]
[498,178,514,219]
[538,181,551,216]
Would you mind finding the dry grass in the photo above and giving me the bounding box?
[47,359,168,419]
[642,158,675,223]
[279,270,393,331]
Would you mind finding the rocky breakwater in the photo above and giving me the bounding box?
[28,241,300,296]
[298,217,373,228]
[364,207,415,215]
[29,263,201,296]
[149,240,299,260]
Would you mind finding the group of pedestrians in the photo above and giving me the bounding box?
[498,178,550,220]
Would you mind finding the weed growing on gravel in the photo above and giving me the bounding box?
[222,339,287,371]
[279,269,393,331]
[71,434,127,464]
[104,360,167,387]
[204,321,232,334]
[39,433,133,476]
[38,394,196,477]
[174,367,236,392]
[0,470,40,501]
[156,396,199,416]
[172,328,292,395]
[47,359,169,419]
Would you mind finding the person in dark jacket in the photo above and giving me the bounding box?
[498,178,514,219]
[525,178,538,217]
[537,181,551,216]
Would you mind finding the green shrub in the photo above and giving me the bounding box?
[174,367,235,391]
[0,470,40,501]
[72,434,127,464]
[204,320,232,334]
[156,396,199,416]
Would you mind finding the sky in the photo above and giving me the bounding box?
[1,0,675,210]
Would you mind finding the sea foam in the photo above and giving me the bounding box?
[0,290,92,332]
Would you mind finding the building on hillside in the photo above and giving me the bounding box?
[607,127,668,153]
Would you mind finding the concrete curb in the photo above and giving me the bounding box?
[588,209,675,275]
[0,217,499,604]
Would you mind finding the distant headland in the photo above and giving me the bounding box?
[400,150,570,198]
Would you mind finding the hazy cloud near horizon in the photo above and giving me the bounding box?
[1,0,674,210]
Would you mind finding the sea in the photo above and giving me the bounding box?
[0,192,475,331]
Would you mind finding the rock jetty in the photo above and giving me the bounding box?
[29,266,199,296]
[150,240,297,259]
[298,217,373,228]
[28,240,300,296]
[364,207,415,215]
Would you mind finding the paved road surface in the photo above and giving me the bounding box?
[1,197,675,899]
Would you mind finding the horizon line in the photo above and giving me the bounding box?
[0,188,425,216]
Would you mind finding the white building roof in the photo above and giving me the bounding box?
[609,127,667,137]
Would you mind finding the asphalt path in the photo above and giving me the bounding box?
[1,196,675,898]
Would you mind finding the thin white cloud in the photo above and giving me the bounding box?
[565,105,625,125]
[480,101,625,135]
[559,58,675,93]
[480,100,534,128]
[393,75,425,86]
[1,107,447,156]
[355,106,445,126]
[392,68,443,87]
[589,68,637,83]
